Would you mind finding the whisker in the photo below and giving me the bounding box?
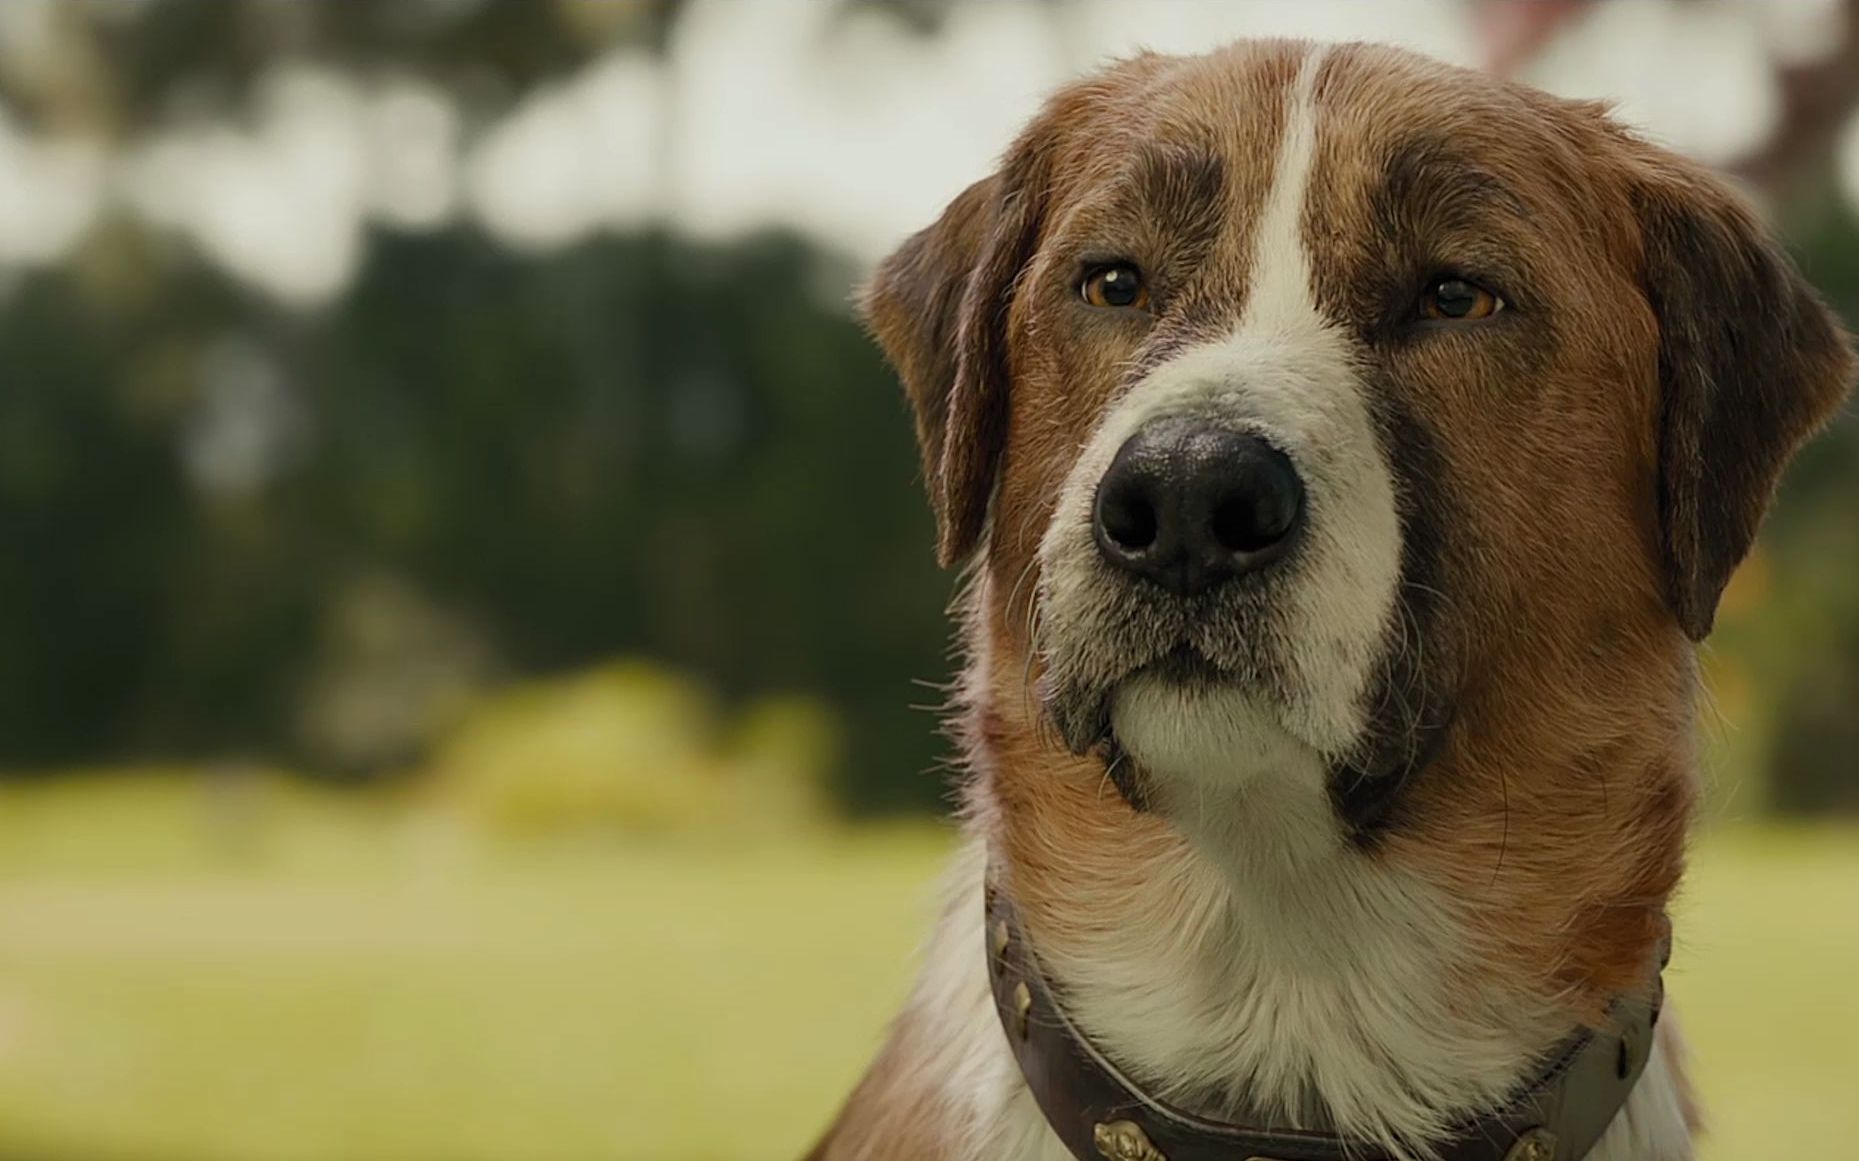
[1097,749,1126,803]
[1492,761,1512,886]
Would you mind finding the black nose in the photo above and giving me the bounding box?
[1093,419,1304,597]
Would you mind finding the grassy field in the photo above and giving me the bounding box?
[0,777,1853,1160]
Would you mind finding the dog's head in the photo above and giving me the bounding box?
[865,42,1851,843]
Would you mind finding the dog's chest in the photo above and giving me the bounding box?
[925,835,1693,1161]
[1015,844,1549,1149]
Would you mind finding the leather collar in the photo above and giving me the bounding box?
[985,868,1664,1161]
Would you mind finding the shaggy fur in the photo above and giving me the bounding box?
[814,39,1854,1161]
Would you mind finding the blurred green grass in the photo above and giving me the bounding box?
[0,777,1852,1161]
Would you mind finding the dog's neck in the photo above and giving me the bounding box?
[955,825,1688,1161]
[966,699,1679,1157]
[978,777,1559,1154]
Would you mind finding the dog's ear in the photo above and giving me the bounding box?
[1634,153,1855,639]
[861,151,1046,566]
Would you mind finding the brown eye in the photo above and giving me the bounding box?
[1421,277,1502,321]
[1082,263,1149,310]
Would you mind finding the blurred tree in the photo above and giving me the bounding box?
[311,227,949,807]
[0,0,957,812]
[0,220,953,810]
[0,0,607,138]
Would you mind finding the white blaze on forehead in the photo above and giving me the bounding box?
[1039,43,1404,784]
[1246,48,1329,339]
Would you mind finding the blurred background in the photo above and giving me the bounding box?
[0,1,1852,1158]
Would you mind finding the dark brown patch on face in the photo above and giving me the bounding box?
[1331,388,1457,836]
[1126,143,1229,265]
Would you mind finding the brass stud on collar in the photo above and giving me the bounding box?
[1503,1127,1557,1161]
[1010,981,1032,1040]
[1093,1119,1166,1161]
[991,919,1011,958]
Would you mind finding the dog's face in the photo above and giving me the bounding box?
[867,43,1851,842]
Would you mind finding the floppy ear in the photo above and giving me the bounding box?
[861,154,1045,566]
[1636,157,1856,639]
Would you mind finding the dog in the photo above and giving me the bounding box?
[813,40,1854,1161]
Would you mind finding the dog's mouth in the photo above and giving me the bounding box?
[1042,641,1236,756]
[1139,642,1231,687]
[1069,644,1240,810]
[1042,632,1457,829]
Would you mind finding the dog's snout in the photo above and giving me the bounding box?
[1093,419,1304,597]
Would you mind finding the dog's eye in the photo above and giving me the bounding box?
[1081,263,1149,310]
[1420,277,1502,321]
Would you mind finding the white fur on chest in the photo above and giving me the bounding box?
[913,837,1692,1161]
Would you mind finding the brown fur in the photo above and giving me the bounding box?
[817,40,1853,1158]
[803,1017,961,1161]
